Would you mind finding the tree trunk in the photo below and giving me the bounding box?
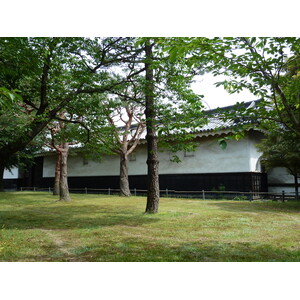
[59,142,71,201]
[53,151,61,195]
[119,153,131,197]
[145,132,160,213]
[0,162,5,192]
[144,41,160,213]
[295,175,299,201]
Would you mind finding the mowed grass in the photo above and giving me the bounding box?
[1,192,300,262]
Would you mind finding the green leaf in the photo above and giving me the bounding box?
[218,138,227,150]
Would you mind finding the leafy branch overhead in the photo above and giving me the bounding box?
[171,37,300,136]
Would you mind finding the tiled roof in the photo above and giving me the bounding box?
[37,100,261,153]
[136,100,260,143]
[197,117,233,132]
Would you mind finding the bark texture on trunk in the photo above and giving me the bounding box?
[144,41,160,213]
[53,151,61,195]
[59,142,71,201]
[145,133,160,213]
[119,154,131,197]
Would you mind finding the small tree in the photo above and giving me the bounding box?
[86,97,145,197]
[46,115,71,201]
[44,112,89,201]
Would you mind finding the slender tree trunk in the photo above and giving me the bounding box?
[119,153,131,197]
[59,142,71,201]
[0,161,5,192]
[295,175,299,201]
[144,41,160,213]
[53,151,61,195]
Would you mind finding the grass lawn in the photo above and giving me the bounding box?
[1,191,300,262]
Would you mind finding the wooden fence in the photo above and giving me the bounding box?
[18,186,297,201]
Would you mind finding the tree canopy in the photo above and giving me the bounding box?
[168,37,300,135]
[0,37,145,190]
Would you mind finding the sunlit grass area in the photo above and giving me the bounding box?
[1,191,300,262]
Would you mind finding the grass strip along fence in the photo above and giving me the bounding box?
[18,187,297,201]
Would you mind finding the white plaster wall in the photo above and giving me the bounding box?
[158,138,251,174]
[3,167,19,179]
[70,155,119,177]
[247,131,263,172]
[43,155,57,177]
[128,145,147,175]
[42,135,258,178]
[43,154,120,177]
[267,167,296,194]
[268,167,294,184]
[248,137,263,172]
[268,186,296,194]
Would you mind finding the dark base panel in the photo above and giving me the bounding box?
[38,172,267,193]
[3,179,21,190]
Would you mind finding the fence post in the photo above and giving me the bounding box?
[202,190,205,200]
[85,187,87,194]
[108,187,110,195]
[34,187,36,192]
[21,187,23,192]
[166,188,168,197]
[134,188,136,196]
[49,187,51,193]
[282,190,285,202]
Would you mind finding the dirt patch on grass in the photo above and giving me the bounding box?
[39,229,76,260]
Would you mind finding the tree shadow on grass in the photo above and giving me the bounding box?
[169,240,300,262]
[208,200,300,215]
[24,239,300,262]
[0,204,159,230]
[164,241,300,262]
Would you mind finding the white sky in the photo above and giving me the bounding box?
[192,73,256,110]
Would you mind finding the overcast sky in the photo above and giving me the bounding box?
[191,73,256,110]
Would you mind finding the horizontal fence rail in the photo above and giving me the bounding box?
[18,186,299,201]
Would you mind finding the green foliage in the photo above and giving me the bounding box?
[233,195,248,201]
[0,37,145,170]
[257,130,300,177]
[169,37,300,141]
[77,38,208,162]
[142,38,207,155]
[218,138,228,150]
[219,184,225,191]
[169,154,182,163]
[0,88,22,110]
